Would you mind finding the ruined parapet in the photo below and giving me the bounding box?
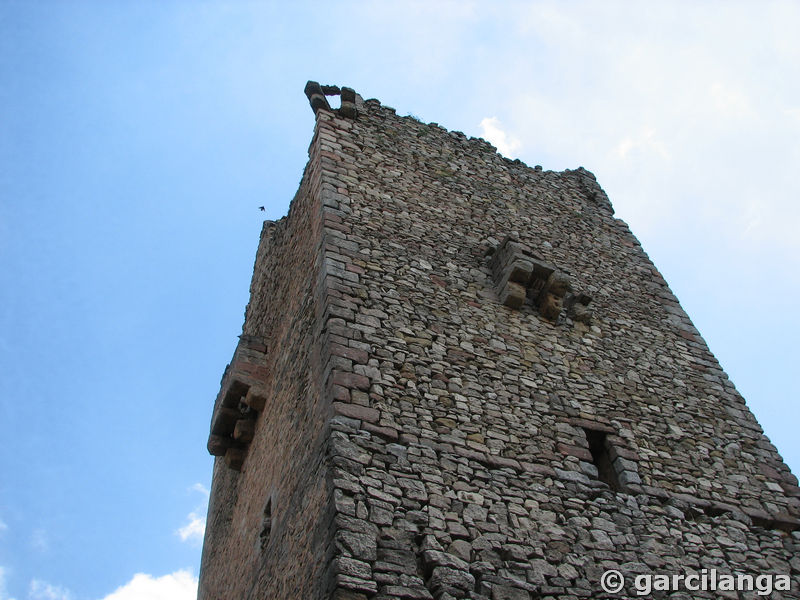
[304,80,358,119]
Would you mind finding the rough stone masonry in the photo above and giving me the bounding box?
[198,82,800,600]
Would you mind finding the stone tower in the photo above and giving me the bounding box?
[198,83,799,600]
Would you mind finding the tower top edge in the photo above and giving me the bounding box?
[302,80,612,213]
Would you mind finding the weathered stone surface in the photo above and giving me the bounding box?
[492,584,531,600]
[210,406,239,436]
[206,434,231,456]
[223,447,245,471]
[499,281,526,309]
[199,83,800,600]
[333,401,380,423]
[232,418,255,443]
[429,565,475,592]
[244,386,268,411]
[337,530,377,561]
[538,272,571,321]
[422,550,470,571]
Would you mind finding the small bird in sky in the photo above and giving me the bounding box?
[259,206,265,211]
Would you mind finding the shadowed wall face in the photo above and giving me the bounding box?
[199,85,800,600]
[198,160,336,599]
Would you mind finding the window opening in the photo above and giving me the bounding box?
[259,497,273,550]
[583,428,620,491]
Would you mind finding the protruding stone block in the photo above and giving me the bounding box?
[304,80,331,114]
[224,447,246,471]
[304,80,322,97]
[538,272,571,321]
[245,386,268,411]
[222,379,250,408]
[499,281,526,309]
[233,419,255,443]
[505,258,534,284]
[207,434,231,456]
[340,86,358,119]
[566,292,592,324]
[211,407,240,436]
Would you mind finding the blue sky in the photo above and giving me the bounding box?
[1,2,798,599]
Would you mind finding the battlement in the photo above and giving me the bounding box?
[199,83,800,600]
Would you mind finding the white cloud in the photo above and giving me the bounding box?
[176,512,205,545]
[28,580,72,600]
[175,483,209,545]
[189,483,209,498]
[0,567,17,600]
[99,571,197,600]
[479,117,522,158]
[0,519,7,534]
[463,1,800,256]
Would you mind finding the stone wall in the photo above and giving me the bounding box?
[198,124,338,598]
[199,84,800,599]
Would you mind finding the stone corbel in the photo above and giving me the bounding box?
[206,335,269,471]
[489,236,592,325]
[304,81,358,119]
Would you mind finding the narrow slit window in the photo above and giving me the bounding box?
[583,428,620,491]
[259,498,272,550]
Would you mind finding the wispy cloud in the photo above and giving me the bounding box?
[98,570,197,600]
[176,513,205,545]
[29,529,48,554]
[28,580,72,600]
[479,117,522,158]
[175,483,209,546]
[458,2,800,255]
[189,483,208,497]
[614,127,670,161]
[0,519,7,534]
[0,567,17,600]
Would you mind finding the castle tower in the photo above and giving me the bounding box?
[198,83,799,600]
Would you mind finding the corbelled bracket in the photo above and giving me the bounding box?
[206,335,270,471]
[565,292,593,324]
[207,378,266,470]
[304,81,330,114]
[489,236,593,325]
[304,81,358,119]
